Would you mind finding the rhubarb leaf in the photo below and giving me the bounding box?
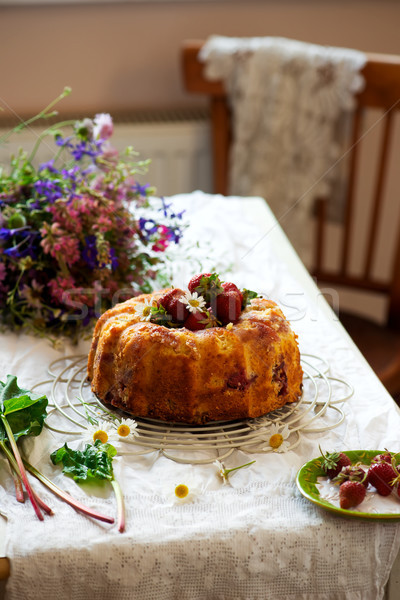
[50,440,116,483]
[0,375,48,441]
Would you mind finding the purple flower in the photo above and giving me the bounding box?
[160,196,185,220]
[34,180,63,203]
[0,228,14,241]
[3,230,39,259]
[70,140,103,161]
[56,136,103,162]
[138,218,158,240]
[38,160,59,174]
[133,182,150,197]
[81,235,98,269]
[82,306,96,327]
[109,248,118,270]
[4,245,23,258]
[170,226,184,245]
[55,135,73,148]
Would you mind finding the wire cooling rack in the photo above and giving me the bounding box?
[31,353,354,465]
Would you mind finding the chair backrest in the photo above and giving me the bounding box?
[181,39,400,328]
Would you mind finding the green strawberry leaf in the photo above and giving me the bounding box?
[241,289,258,308]
[196,273,224,303]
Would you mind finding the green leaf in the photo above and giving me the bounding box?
[0,375,48,442]
[50,440,116,484]
[0,375,30,408]
[241,288,258,309]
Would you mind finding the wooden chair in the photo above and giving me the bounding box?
[181,39,400,399]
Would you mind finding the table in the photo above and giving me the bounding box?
[1,191,400,600]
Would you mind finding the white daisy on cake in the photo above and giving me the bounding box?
[181,291,206,313]
[134,297,154,321]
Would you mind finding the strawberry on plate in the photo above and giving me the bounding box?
[333,464,369,488]
[371,450,394,465]
[367,461,397,496]
[339,480,367,509]
[319,448,352,479]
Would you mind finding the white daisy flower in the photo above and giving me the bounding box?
[115,417,139,440]
[168,481,202,505]
[134,298,154,321]
[263,423,291,453]
[213,459,229,485]
[213,458,255,485]
[181,291,206,314]
[85,420,118,444]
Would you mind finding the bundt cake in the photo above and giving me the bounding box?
[87,273,303,424]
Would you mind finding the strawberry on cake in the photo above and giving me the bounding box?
[87,273,303,424]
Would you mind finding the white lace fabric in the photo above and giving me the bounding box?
[199,36,366,267]
[1,193,400,600]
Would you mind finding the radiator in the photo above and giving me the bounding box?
[0,110,213,197]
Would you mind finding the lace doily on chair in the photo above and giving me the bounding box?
[200,36,366,266]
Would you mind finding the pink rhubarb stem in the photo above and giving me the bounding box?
[111,478,125,533]
[12,471,25,503]
[0,416,43,521]
[1,440,53,513]
[31,490,54,516]
[24,460,114,525]
[0,440,24,502]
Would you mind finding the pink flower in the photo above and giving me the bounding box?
[92,215,113,233]
[152,225,171,252]
[57,237,80,266]
[51,222,63,235]
[101,143,119,166]
[93,113,113,140]
[152,239,169,252]
[48,276,75,304]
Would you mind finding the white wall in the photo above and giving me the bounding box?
[1,1,400,119]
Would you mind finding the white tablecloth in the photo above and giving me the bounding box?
[1,192,400,600]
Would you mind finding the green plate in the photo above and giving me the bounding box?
[296,450,400,520]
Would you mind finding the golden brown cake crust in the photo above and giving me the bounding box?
[87,290,303,424]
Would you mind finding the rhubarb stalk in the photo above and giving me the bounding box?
[111,478,125,533]
[0,415,43,520]
[11,469,24,503]
[24,459,114,524]
[0,439,53,514]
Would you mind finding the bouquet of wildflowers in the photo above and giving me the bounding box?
[0,88,184,341]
